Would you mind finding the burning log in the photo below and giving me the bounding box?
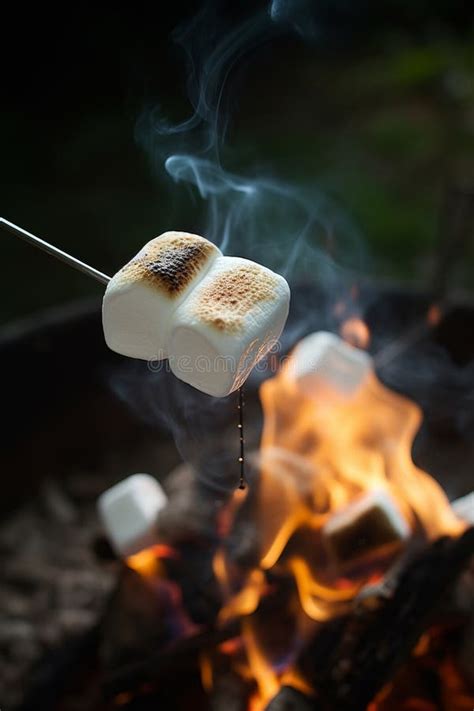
[97,529,473,709]
[268,527,474,711]
[102,617,241,699]
[208,671,255,711]
[265,686,314,710]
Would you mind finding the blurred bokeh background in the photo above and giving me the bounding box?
[1,0,473,325]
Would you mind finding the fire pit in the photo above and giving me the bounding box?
[1,283,473,711]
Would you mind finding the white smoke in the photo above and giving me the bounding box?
[114,1,372,492]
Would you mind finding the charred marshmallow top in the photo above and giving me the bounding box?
[103,232,221,361]
[118,232,219,297]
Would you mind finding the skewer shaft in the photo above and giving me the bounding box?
[0,217,111,285]
[237,386,246,490]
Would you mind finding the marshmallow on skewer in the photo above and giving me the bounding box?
[169,256,290,397]
[97,474,167,557]
[322,488,410,568]
[103,232,221,361]
[288,331,372,398]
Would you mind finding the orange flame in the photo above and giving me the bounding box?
[126,543,178,577]
[280,667,314,698]
[243,619,279,711]
[256,346,464,622]
[215,548,266,624]
[200,651,214,692]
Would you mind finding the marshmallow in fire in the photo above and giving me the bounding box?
[102,231,290,397]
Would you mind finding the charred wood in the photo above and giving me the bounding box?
[293,528,474,711]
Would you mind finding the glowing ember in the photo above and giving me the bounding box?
[126,543,178,576]
[114,691,134,706]
[340,316,371,349]
[200,651,213,692]
[127,548,162,577]
[426,304,443,327]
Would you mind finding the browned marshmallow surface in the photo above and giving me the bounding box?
[192,262,280,334]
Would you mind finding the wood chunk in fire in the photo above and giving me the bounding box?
[322,488,410,567]
[265,685,315,710]
[292,527,474,711]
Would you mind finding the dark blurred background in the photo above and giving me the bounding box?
[1,0,473,325]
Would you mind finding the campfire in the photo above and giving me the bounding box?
[94,326,472,711]
[0,290,473,711]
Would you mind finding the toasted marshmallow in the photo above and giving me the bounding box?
[102,232,221,360]
[97,474,168,557]
[287,331,372,398]
[169,256,290,397]
[322,488,410,567]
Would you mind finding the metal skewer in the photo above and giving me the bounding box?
[0,217,111,285]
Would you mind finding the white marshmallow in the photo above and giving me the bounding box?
[288,331,372,398]
[322,489,410,566]
[452,492,474,524]
[102,232,221,361]
[97,474,167,557]
[168,256,290,397]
